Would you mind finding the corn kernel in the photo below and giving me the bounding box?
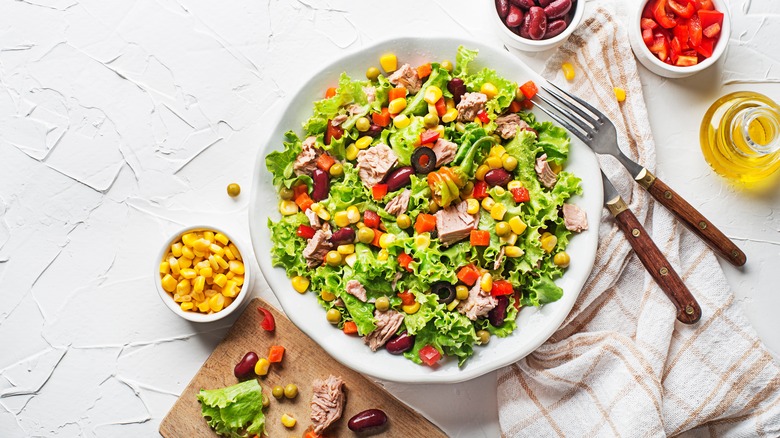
[393,114,411,129]
[541,232,558,253]
[388,97,407,114]
[192,238,210,253]
[281,413,297,428]
[214,233,229,245]
[209,243,224,257]
[380,53,397,72]
[317,209,330,221]
[334,211,350,228]
[180,268,196,279]
[355,136,373,150]
[254,358,270,376]
[423,86,443,105]
[500,232,518,246]
[414,233,430,249]
[223,247,236,260]
[182,233,198,247]
[402,301,421,314]
[228,243,241,261]
[441,108,459,123]
[377,249,389,261]
[178,256,193,269]
[205,288,218,297]
[508,216,527,235]
[337,244,355,255]
[378,233,396,249]
[197,301,210,312]
[195,260,210,270]
[213,273,227,288]
[181,245,195,259]
[193,276,206,294]
[455,122,466,133]
[161,274,177,292]
[177,279,191,295]
[475,164,490,181]
[346,143,359,160]
[345,253,357,267]
[159,261,170,275]
[207,255,218,271]
[447,299,460,311]
[223,280,239,298]
[321,290,336,301]
[209,293,225,312]
[445,97,455,109]
[434,124,445,138]
[192,249,205,258]
[346,206,361,223]
[192,289,205,302]
[614,87,626,102]
[291,276,309,293]
[480,82,499,99]
[226,271,235,280]
[233,275,244,286]
[486,155,503,169]
[199,266,212,278]
[505,246,524,258]
[214,255,229,270]
[428,103,438,116]
[562,62,575,81]
[229,260,245,275]
[490,145,506,157]
[171,242,183,257]
[167,257,179,276]
[554,251,570,267]
[491,203,507,221]
[173,293,183,303]
[466,198,480,215]
[480,272,493,292]
[180,302,194,311]
[311,203,323,213]
[507,180,523,190]
[279,200,298,215]
[481,197,496,212]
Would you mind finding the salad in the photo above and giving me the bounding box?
[265,46,587,367]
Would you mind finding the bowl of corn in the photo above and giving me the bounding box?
[155,226,250,322]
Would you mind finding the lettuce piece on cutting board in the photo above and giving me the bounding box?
[197,379,266,438]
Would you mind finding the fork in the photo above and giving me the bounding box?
[534,83,746,267]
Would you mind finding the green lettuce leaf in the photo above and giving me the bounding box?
[388,115,425,165]
[198,380,265,438]
[304,73,369,135]
[465,68,518,114]
[403,308,478,367]
[454,45,479,77]
[267,213,309,278]
[401,65,452,117]
[521,276,563,307]
[265,131,313,189]
[325,162,372,212]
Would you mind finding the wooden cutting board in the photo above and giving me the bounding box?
[159,297,446,437]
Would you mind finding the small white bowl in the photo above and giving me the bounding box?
[492,0,586,52]
[629,0,730,78]
[154,225,251,323]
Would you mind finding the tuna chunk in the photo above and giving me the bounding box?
[535,154,558,189]
[310,375,346,434]
[434,200,479,246]
[365,309,405,351]
[431,138,458,167]
[331,115,348,126]
[456,92,488,122]
[293,136,320,176]
[384,189,410,216]
[345,280,367,302]
[457,282,498,321]
[305,208,321,228]
[356,143,398,188]
[363,86,376,103]
[495,113,530,140]
[563,203,588,232]
[302,225,332,268]
[387,63,422,94]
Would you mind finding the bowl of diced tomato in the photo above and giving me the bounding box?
[629,0,729,78]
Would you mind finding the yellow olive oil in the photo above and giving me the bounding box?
[700,92,780,188]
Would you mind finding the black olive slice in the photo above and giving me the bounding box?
[431,281,456,305]
[411,146,437,174]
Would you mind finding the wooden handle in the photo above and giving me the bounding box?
[637,170,747,267]
[611,205,702,324]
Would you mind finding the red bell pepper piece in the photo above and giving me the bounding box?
[293,184,308,198]
[414,213,437,234]
[510,186,530,203]
[419,345,441,367]
[695,37,715,58]
[420,129,440,145]
[508,100,522,113]
[257,307,276,331]
[668,0,695,18]
[325,87,337,98]
[673,22,690,47]
[363,210,380,229]
[388,87,407,102]
[642,0,655,18]
[435,97,447,117]
[670,37,683,64]
[641,18,658,30]
[519,81,538,100]
[316,154,336,172]
[469,230,490,247]
[476,110,490,124]
[397,291,415,306]
[372,184,388,201]
[490,280,514,297]
[472,180,489,200]
[324,121,343,146]
[342,321,358,335]
[694,0,714,10]
[296,224,316,239]
[268,345,285,363]
[457,265,481,286]
[703,23,720,38]
[520,99,534,110]
[688,14,703,47]
[653,0,677,29]
[398,252,414,272]
[372,108,391,127]
[416,63,432,79]
[675,55,698,66]
[697,9,723,29]
[295,193,314,212]
[370,229,383,247]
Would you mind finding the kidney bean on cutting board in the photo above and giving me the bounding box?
[497,0,577,41]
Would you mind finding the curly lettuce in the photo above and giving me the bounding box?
[198,380,265,438]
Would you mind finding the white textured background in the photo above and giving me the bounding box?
[0,0,777,436]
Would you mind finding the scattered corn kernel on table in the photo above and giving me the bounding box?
[1,1,778,436]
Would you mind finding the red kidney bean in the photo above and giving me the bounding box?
[538,0,553,5]
[545,19,568,38]
[484,168,512,187]
[234,352,259,379]
[519,14,533,39]
[366,124,383,138]
[496,0,510,19]
[385,166,414,192]
[509,0,536,10]
[311,168,329,201]
[447,78,467,105]
[348,409,388,432]
[488,296,509,327]
[385,332,415,355]
[526,6,547,40]
[330,227,355,245]
[543,0,572,20]
[505,5,524,28]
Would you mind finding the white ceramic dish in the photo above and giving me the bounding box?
[154,225,251,323]
[492,0,586,52]
[629,0,730,78]
[249,36,602,384]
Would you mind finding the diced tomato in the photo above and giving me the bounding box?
[316,154,336,172]
[703,23,720,38]
[325,87,337,98]
[653,0,677,29]
[491,280,514,297]
[419,345,441,367]
[257,307,276,331]
[372,108,391,127]
[697,9,722,29]
[398,252,414,272]
[641,18,658,30]
[476,110,490,124]
[296,224,316,239]
[508,100,522,113]
[388,87,407,102]
[363,210,380,229]
[371,229,383,247]
[295,193,314,212]
[688,14,702,47]
[520,99,534,110]
[420,129,440,145]
[342,321,358,335]
[675,55,698,66]
[417,63,432,79]
[668,0,694,18]
[324,121,343,146]
[510,186,530,203]
[472,180,489,200]
[695,37,716,57]
[268,345,285,363]
[642,29,654,45]
[397,291,415,306]
[414,213,437,234]
[519,81,538,100]
[293,184,308,198]
[470,229,490,247]
[435,97,447,117]
[372,184,388,201]
[457,265,481,286]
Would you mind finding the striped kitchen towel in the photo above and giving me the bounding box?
[497,5,780,437]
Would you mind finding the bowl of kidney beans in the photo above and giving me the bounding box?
[493,0,584,52]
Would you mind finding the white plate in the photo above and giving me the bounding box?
[249,36,602,384]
